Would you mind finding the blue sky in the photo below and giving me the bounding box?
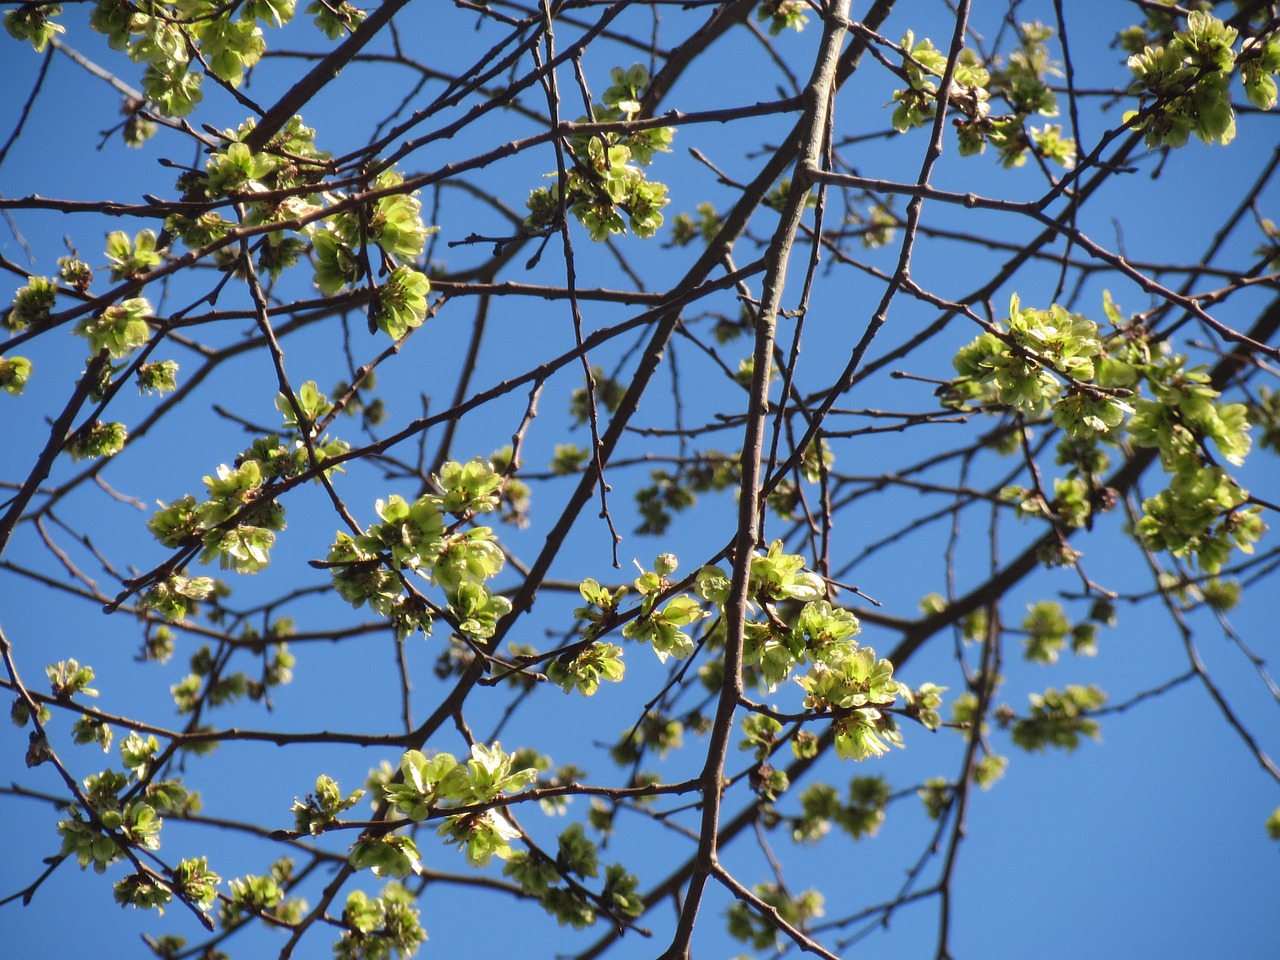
[2,1,1279,958]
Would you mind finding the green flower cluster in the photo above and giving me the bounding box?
[149,459,285,575]
[166,117,334,281]
[325,458,511,640]
[1248,385,1280,455]
[1128,356,1262,572]
[4,259,92,367]
[1,354,34,396]
[1124,11,1280,148]
[171,857,221,910]
[64,421,129,461]
[4,2,64,51]
[307,168,437,337]
[729,545,911,761]
[550,642,626,697]
[359,742,535,872]
[561,542,919,765]
[565,547,916,768]
[790,776,891,843]
[526,65,672,241]
[1134,465,1263,573]
[291,774,366,837]
[309,0,365,40]
[622,556,707,663]
[989,21,1060,118]
[1006,476,1093,532]
[726,882,824,951]
[668,201,722,247]
[890,31,956,132]
[1010,684,1106,752]
[137,359,180,395]
[4,0,362,127]
[335,882,425,960]
[105,229,163,280]
[146,383,348,583]
[948,292,1264,571]
[20,258,184,421]
[30,707,201,827]
[47,657,98,700]
[547,576,629,694]
[168,634,294,716]
[756,0,808,36]
[1018,600,1097,664]
[891,23,1075,169]
[58,303,149,451]
[1129,356,1252,467]
[975,22,1074,167]
[54,723,199,901]
[6,275,57,331]
[113,856,219,917]
[219,859,306,929]
[503,824,643,930]
[76,297,154,358]
[950,294,1113,421]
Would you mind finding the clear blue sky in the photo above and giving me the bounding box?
[2,2,1278,958]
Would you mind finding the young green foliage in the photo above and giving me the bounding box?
[4,2,65,50]
[292,774,366,836]
[726,883,824,951]
[525,65,673,241]
[1010,684,1106,752]
[0,355,32,395]
[756,1,807,36]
